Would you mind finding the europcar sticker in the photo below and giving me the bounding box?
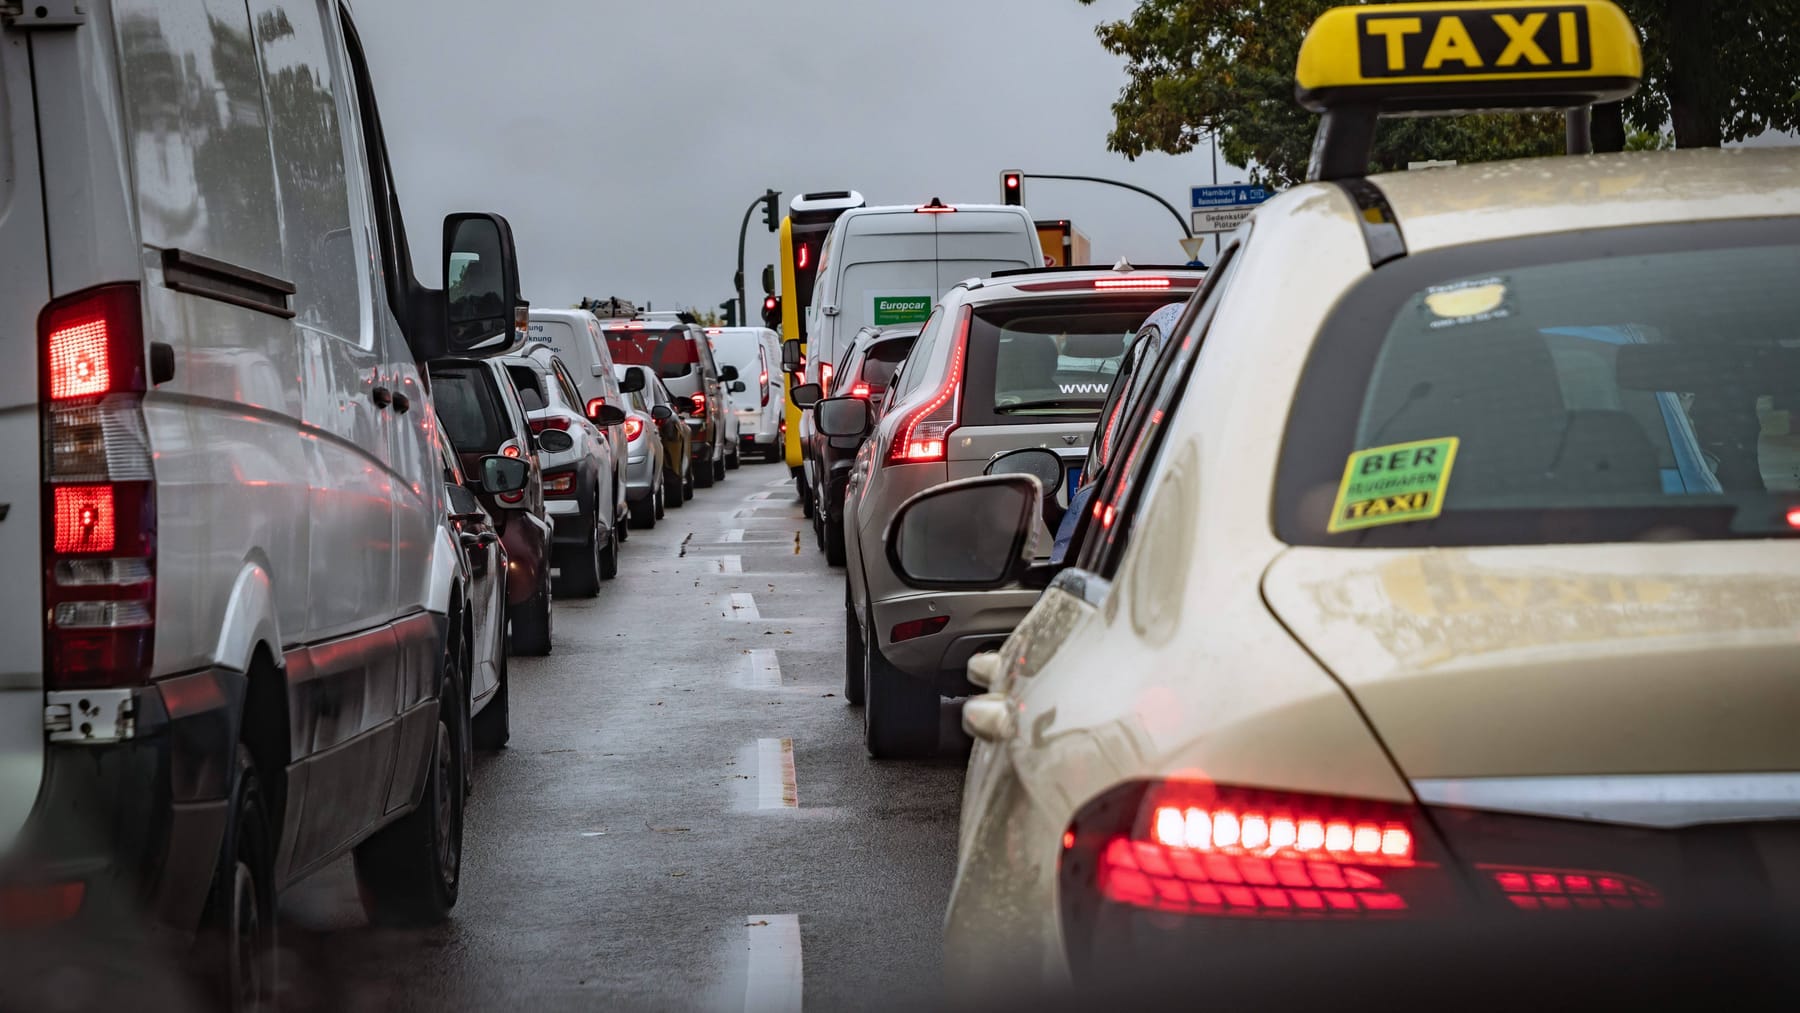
[870,292,932,327]
[1423,277,1511,329]
[1329,437,1459,533]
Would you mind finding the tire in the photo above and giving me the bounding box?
[695,452,715,488]
[200,745,277,1012]
[843,602,865,706]
[726,445,741,470]
[615,494,629,542]
[558,508,602,598]
[713,456,727,481]
[798,474,813,518]
[654,481,666,520]
[354,638,465,926]
[864,610,939,759]
[825,515,847,567]
[631,493,656,528]
[664,470,685,510]
[684,466,695,500]
[472,649,509,750]
[511,576,553,656]
[599,520,619,580]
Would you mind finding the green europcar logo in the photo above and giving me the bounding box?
[873,295,931,326]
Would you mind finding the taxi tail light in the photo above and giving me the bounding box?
[623,417,644,442]
[39,285,157,691]
[884,307,968,466]
[1062,781,1451,923]
[541,470,576,497]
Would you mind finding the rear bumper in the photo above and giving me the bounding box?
[626,451,657,496]
[871,588,1038,694]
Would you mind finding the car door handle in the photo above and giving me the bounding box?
[371,386,393,409]
[392,391,411,414]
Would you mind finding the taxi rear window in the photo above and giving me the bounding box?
[1275,219,1800,547]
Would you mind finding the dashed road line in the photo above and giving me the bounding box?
[756,738,797,809]
[739,649,781,689]
[743,913,802,1013]
[722,528,745,542]
[718,555,743,574]
[729,593,761,621]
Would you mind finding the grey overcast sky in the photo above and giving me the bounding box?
[354,0,1240,312]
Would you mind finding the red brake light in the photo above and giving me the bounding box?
[542,470,576,497]
[586,397,606,420]
[624,417,644,441]
[796,244,810,270]
[1093,277,1172,290]
[1484,865,1663,911]
[53,486,117,554]
[818,362,833,394]
[850,382,871,398]
[885,307,968,465]
[49,317,111,399]
[501,443,522,458]
[528,416,571,433]
[1786,506,1800,529]
[692,391,706,412]
[890,616,948,643]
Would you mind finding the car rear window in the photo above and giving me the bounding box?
[431,369,506,453]
[960,295,1173,424]
[1276,219,1800,547]
[859,335,916,389]
[604,327,697,378]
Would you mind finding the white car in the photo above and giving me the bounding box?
[708,326,784,461]
[882,3,1800,995]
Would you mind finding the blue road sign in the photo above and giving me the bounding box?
[1191,185,1271,209]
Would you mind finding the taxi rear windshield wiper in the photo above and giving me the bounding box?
[995,398,1106,413]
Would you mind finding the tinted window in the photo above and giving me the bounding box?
[1277,220,1800,547]
[960,295,1169,425]
[432,369,505,452]
[860,335,916,389]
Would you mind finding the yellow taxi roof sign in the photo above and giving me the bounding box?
[1295,1,1642,181]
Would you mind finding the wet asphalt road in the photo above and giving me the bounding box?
[277,459,972,1012]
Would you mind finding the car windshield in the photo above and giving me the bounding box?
[962,294,1171,422]
[1277,221,1800,546]
[604,326,697,378]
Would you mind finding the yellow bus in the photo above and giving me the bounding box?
[774,190,864,507]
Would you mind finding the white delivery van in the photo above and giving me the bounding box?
[804,201,1042,389]
[0,0,526,999]
[707,326,784,461]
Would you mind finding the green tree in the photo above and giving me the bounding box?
[1078,0,1800,183]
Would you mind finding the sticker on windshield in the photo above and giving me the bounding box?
[1328,437,1459,533]
[1422,277,1510,329]
[871,292,932,326]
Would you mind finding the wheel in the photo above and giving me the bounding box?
[472,649,509,750]
[694,453,715,488]
[615,495,629,542]
[599,519,619,580]
[713,456,727,481]
[557,508,602,598]
[825,515,847,567]
[200,745,277,1012]
[798,474,813,518]
[843,602,865,706]
[511,575,553,656]
[654,481,666,519]
[765,442,784,463]
[813,502,825,548]
[683,465,695,500]
[631,492,657,528]
[665,470,685,510]
[726,445,741,470]
[864,609,939,759]
[354,635,465,925]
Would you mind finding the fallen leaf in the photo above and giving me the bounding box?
[821,693,836,698]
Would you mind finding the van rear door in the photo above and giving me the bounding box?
[934,210,1039,291]
[0,20,50,849]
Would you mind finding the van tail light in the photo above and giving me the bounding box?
[817,362,833,394]
[529,416,571,433]
[40,285,157,691]
[1062,781,1452,930]
[885,307,968,466]
[691,391,706,414]
[624,417,644,442]
[541,470,576,497]
[760,370,770,407]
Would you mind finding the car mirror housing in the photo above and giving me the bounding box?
[676,395,699,415]
[720,364,740,382]
[617,369,646,393]
[650,404,673,422]
[479,454,530,495]
[815,396,872,438]
[790,382,822,409]
[441,212,523,357]
[729,380,747,393]
[594,405,628,427]
[886,475,1040,591]
[781,341,802,373]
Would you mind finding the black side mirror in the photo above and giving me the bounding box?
[594,405,628,427]
[885,475,1040,591]
[445,482,483,519]
[537,429,575,453]
[791,382,822,409]
[442,213,522,356]
[675,395,699,415]
[985,447,1064,497]
[617,369,646,394]
[720,364,740,382]
[781,341,802,373]
[816,396,872,438]
[651,404,673,422]
[479,454,530,495]
[729,380,747,393]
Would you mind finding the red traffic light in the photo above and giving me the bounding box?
[1000,170,1024,206]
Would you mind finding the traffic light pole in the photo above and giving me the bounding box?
[1021,173,1194,240]
[735,189,780,325]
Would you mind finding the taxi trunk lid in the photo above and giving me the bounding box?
[1261,543,1800,780]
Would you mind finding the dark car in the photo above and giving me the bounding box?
[429,358,557,655]
[797,325,920,565]
[599,317,736,487]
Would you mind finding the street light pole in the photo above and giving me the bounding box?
[1021,172,1193,240]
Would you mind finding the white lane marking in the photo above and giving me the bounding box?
[757,738,797,809]
[747,491,778,501]
[729,593,761,621]
[741,649,781,689]
[718,555,743,574]
[743,914,803,1013]
[722,528,745,542]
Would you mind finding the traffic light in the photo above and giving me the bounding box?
[761,294,782,329]
[1000,170,1024,206]
[761,264,776,296]
[761,189,781,232]
[719,300,737,328]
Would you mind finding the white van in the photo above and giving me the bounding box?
[804,201,1042,388]
[707,326,784,461]
[1,0,521,997]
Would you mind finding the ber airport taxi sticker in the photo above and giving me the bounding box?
[1329,436,1459,533]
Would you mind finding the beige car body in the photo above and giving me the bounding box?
[943,147,1800,991]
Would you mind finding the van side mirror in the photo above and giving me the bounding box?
[781,341,802,373]
[720,364,740,382]
[816,396,872,438]
[886,476,1039,591]
[617,369,646,394]
[675,395,699,415]
[790,382,822,409]
[443,213,523,356]
[479,454,530,495]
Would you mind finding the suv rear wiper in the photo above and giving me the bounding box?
[994,398,1105,413]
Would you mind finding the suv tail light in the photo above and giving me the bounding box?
[624,416,644,441]
[40,285,156,691]
[541,470,576,497]
[529,416,571,433]
[884,307,968,465]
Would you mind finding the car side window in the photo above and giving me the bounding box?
[1075,245,1244,577]
[891,308,942,400]
[250,0,371,346]
[550,360,583,409]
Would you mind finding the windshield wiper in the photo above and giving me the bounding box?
[995,398,1105,413]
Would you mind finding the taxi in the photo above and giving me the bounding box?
[878,0,1800,994]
